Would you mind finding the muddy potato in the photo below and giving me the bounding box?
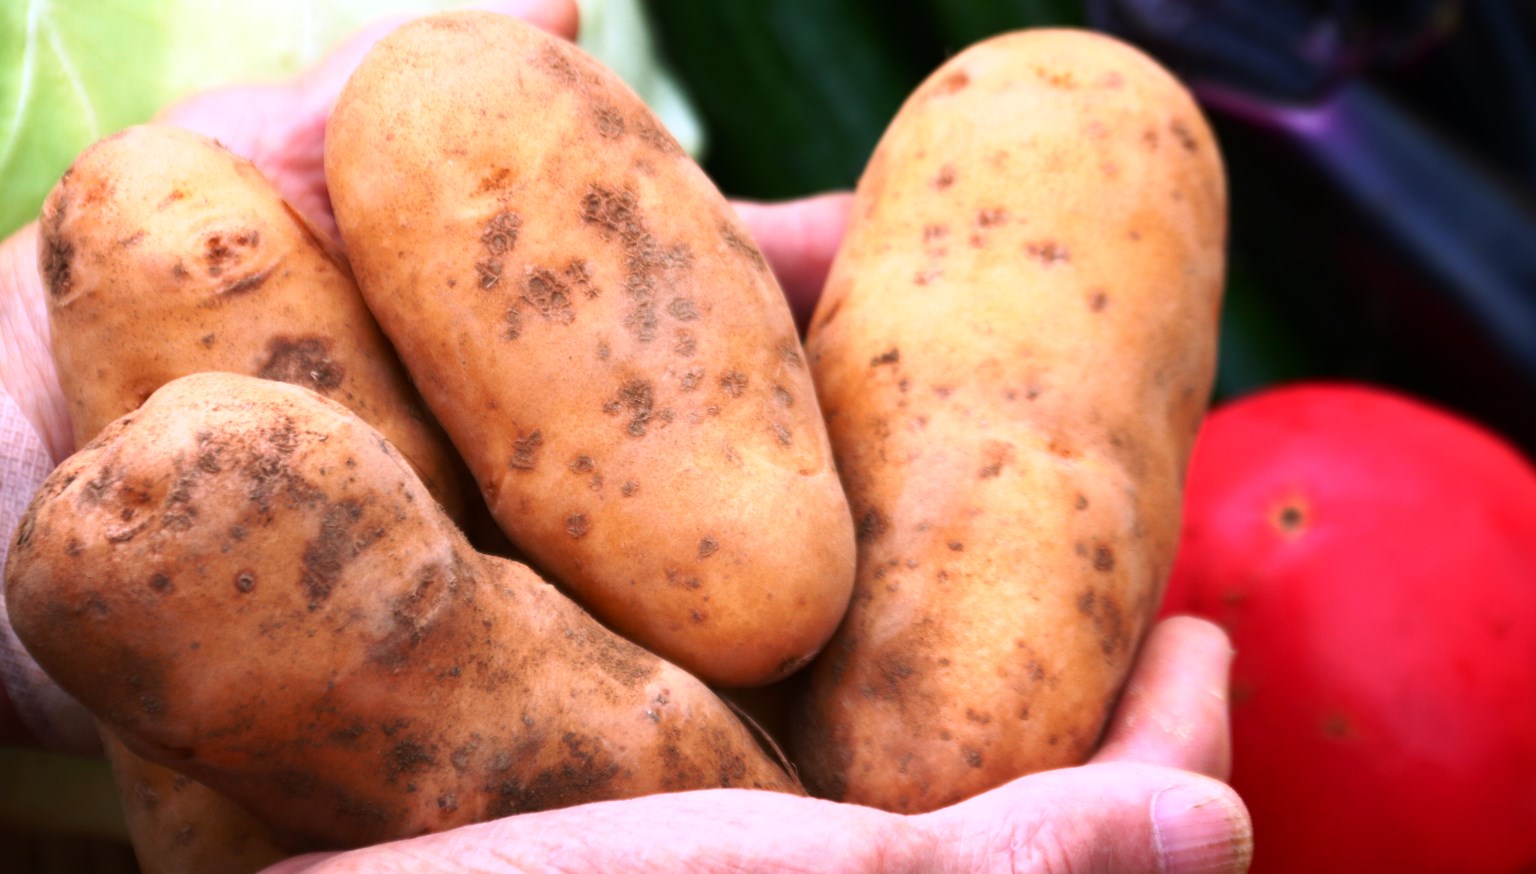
[36,123,487,872]
[3,373,801,851]
[791,29,1227,812]
[325,11,855,687]
[39,124,468,521]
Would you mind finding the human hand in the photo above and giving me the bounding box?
[261,616,1250,874]
[0,0,846,751]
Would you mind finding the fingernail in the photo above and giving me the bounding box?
[1152,783,1253,874]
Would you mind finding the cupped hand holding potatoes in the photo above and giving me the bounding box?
[0,1,1251,872]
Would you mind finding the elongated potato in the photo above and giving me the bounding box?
[39,124,468,521]
[792,30,1227,812]
[36,123,483,871]
[325,11,855,687]
[4,373,800,851]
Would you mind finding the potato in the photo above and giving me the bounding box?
[790,29,1227,812]
[324,11,855,687]
[103,732,285,874]
[36,123,485,871]
[3,373,801,851]
[39,124,468,522]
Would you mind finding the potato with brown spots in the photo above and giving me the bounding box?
[325,11,855,687]
[39,124,468,521]
[3,373,801,852]
[37,122,487,872]
[792,29,1226,812]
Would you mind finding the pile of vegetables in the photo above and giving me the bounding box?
[4,10,1225,870]
[5,3,1535,872]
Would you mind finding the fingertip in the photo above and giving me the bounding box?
[1153,614,1236,664]
[473,0,581,40]
[1152,779,1254,874]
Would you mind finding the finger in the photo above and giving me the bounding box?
[0,223,73,462]
[731,192,853,332]
[913,762,1252,874]
[1092,615,1235,780]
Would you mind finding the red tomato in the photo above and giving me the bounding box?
[1162,383,1536,873]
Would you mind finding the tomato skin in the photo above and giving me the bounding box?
[1162,383,1536,873]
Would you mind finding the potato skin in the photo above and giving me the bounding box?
[325,11,855,687]
[39,124,467,522]
[3,373,800,851]
[791,29,1226,812]
[37,123,481,870]
[102,732,286,874]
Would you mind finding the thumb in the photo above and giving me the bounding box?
[911,762,1252,874]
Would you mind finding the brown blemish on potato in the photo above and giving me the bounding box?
[673,329,697,357]
[933,165,956,189]
[978,441,1014,478]
[771,423,793,446]
[1025,241,1071,265]
[976,207,1007,227]
[481,211,521,255]
[258,336,345,392]
[1142,127,1161,150]
[696,537,719,558]
[477,259,504,290]
[566,514,591,539]
[934,70,970,95]
[477,168,512,194]
[635,118,685,156]
[508,430,543,471]
[856,508,888,542]
[667,297,700,321]
[1089,289,1109,312]
[500,304,523,341]
[666,568,703,589]
[1033,65,1077,88]
[719,221,767,272]
[539,41,579,84]
[1093,545,1115,572]
[593,103,626,138]
[778,340,805,369]
[620,299,657,340]
[680,367,704,391]
[386,737,438,783]
[202,230,259,278]
[773,386,794,408]
[719,370,747,398]
[612,379,655,436]
[522,267,576,324]
[1075,493,1090,511]
[299,500,375,609]
[41,233,74,300]
[1170,119,1199,152]
[569,455,595,474]
[621,481,639,497]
